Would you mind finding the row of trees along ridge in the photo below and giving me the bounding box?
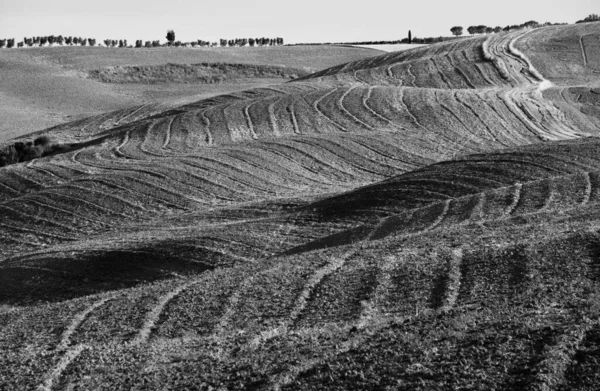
[0,31,284,48]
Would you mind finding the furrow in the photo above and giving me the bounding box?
[243,101,259,139]
[57,296,116,350]
[454,91,507,147]
[338,86,374,130]
[580,35,589,67]
[426,198,451,231]
[286,103,300,135]
[198,110,214,145]
[504,183,523,217]
[131,279,202,346]
[406,63,416,87]
[582,171,593,205]
[398,88,425,130]
[363,86,402,129]
[37,344,87,391]
[312,88,348,132]
[161,116,176,149]
[0,204,82,232]
[430,57,452,89]
[437,248,463,313]
[267,100,281,137]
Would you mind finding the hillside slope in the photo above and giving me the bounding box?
[0,45,381,141]
[1,23,600,390]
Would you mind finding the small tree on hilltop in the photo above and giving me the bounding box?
[450,26,463,36]
[408,30,412,44]
[485,26,494,34]
[493,26,502,33]
[166,30,175,46]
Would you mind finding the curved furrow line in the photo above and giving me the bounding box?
[342,137,425,169]
[405,63,417,87]
[256,140,359,182]
[113,130,132,158]
[582,171,593,205]
[300,138,400,176]
[473,61,497,87]
[398,88,426,130]
[432,91,489,147]
[180,160,280,196]
[362,86,403,129]
[37,189,137,218]
[430,57,452,89]
[436,248,463,313]
[62,184,148,214]
[242,100,259,139]
[286,102,301,135]
[446,51,476,89]
[453,91,508,147]
[477,90,531,145]
[498,90,545,140]
[130,279,203,346]
[425,198,451,232]
[197,110,214,146]
[161,116,176,150]
[0,179,20,195]
[311,88,348,132]
[469,192,486,221]
[508,30,546,83]
[288,138,388,178]
[482,35,513,84]
[238,144,336,186]
[37,344,87,391]
[338,86,374,130]
[185,151,316,189]
[267,100,281,137]
[25,165,67,183]
[16,198,111,228]
[0,222,74,240]
[503,183,523,217]
[580,35,589,67]
[58,295,118,351]
[8,169,46,188]
[0,204,83,232]
[69,155,216,204]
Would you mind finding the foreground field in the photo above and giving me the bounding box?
[0,45,381,141]
[1,23,600,389]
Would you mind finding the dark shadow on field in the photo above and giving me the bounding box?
[0,243,231,306]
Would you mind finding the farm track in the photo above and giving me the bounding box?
[2,24,600,390]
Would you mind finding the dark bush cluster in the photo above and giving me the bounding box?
[219,37,284,47]
[576,14,600,24]
[0,136,68,167]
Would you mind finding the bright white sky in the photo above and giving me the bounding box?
[1,0,597,44]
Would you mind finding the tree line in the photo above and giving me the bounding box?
[0,30,285,49]
[0,36,98,48]
[449,20,570,37]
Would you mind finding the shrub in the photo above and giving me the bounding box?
[7,38,15,48]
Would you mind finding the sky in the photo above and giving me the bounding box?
[1,0,598,44]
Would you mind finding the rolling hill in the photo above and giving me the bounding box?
[1,22,600,390]
[0,45,380,142]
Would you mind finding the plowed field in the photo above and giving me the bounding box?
[2,23,600,390]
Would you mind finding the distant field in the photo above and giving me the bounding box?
[350,43,427,52]
[0,45,380,141]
